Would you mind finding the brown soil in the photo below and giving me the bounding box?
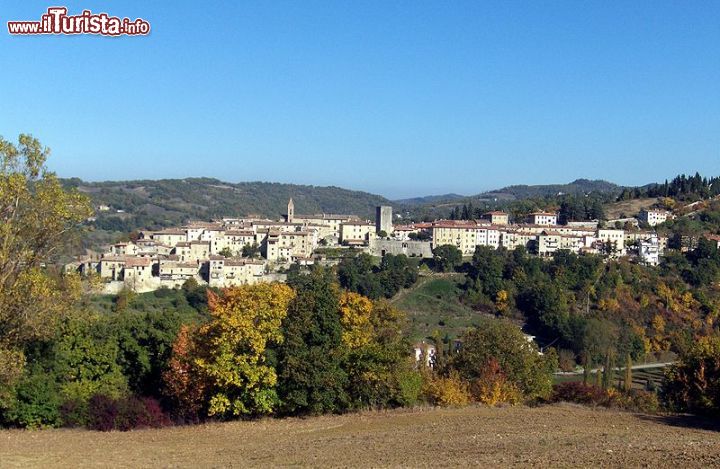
[3,404,720,468]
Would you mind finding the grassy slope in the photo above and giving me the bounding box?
[393,274,485,341]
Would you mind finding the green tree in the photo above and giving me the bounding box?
[277,268,348,415]
[111,310,183,397]
[449,319,557,401]
[582,318,618,390]
[242,242,260,258]
[432,245,462,272]
[339,295,417,408]
[218,247,233,258]
[53,313,129,405]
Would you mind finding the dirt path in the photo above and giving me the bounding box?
[3,404,720,468]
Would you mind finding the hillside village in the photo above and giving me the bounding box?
[68,199,683,293]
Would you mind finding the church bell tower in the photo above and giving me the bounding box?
[287,198,295,222]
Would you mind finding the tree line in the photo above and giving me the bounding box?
[618,172,720,201]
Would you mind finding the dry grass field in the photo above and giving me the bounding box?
[604,197,658,220]
[3,404,720,468]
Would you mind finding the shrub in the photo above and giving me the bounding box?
[557,349,577,372]
[627,389,660,413]
[88,394,170,431]
[470,359,522,406]
[60,398,88,427]
[550,382,660,414]
[137,397,171,428]
[424,371,471,407]
[449,320,557,401]
[6,372,61,428]
[395,370,423,407]
[550,382,606,406]
[88,394,118,431]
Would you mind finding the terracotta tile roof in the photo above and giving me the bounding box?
[125,257,154,267]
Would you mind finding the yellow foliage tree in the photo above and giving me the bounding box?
[495,289,509,315]
[424,370,471,407]
[0,134,91,406]
[339,291,374,348]
[193,283,295,417]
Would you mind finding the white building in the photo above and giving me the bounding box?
[639,209,670,227]
[639,235,661,266]
[528,212,557,226]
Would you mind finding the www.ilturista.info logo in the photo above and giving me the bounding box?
[7,7,150,36]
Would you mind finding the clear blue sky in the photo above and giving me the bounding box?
[1,1,718,199]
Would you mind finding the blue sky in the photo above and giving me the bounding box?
[1,1,718,199]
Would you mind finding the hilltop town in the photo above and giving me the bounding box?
[68,199,676,293]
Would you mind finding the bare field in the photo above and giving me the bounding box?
[3,404,720,468]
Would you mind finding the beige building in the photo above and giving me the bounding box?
[391,225,424,241]
[123,257,155,286]
[174,241,211,262]
[152,229,186,247]
[208,256,266,287]
[431,222,480,255]
[340,221,376,245]
[211,230,256,256]
[99,256,127,280]
[482,211,509,225]
[159,259,199,281]
[597,229,626,255]
[286,198,358,238]
[262,230,316,262]
[135,239,173,256]
[109,242,138,256]
[500,231,537,250]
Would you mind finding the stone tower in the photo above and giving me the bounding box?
[287,198,295,223]
[376,205,393,235]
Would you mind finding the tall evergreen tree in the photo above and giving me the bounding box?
[277,268,348,415]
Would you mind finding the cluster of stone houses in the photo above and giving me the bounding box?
[71,200,673,292]
[74,199,392,292]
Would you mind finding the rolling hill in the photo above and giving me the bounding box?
[476,178,622,201]
[61,177,395,232]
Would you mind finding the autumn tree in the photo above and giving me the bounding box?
[0,134,91,411]
[192,283,294,418]
[163,325,207,421]
[663,336,720,414]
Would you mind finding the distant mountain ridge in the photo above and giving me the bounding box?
[61,177,394,232]
[398,179,624,209]
[476,179,622,200]
[393,193,466,205]
[61,176,628,235]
